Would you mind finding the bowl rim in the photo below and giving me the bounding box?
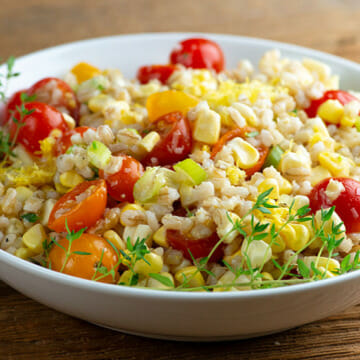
[1,32,360,301]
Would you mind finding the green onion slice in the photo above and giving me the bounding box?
[173,158,207,186]
[263,145,284,169]
[87,140,111,169]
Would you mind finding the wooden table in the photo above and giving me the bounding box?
[2,0,360,358]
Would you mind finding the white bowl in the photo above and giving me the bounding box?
[1,33,360,341]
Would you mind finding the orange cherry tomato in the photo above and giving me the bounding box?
[137,64,178,84]
[48,233,119,283]
[210,127,269,178]
[48,179,107,233]
[55,126,94,155]
[99,155,144,203]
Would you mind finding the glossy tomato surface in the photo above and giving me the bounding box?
[28,77,80,121]
[170,38,225,73]
[309,177,360,233]
[99,155,144,203]
[48,179,107,232]
[5,89,26,123]
[142,111,192,166]
[9,102,68,154]
[55,126,93,155]
[167,229,223,262]
[137,65,177,84]
[48,233,119,283]
[305,90,358,118]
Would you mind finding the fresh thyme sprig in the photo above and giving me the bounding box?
[0,56,20,103]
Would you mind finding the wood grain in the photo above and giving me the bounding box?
[2,0,360,359]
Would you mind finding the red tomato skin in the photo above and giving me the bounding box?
[5,89,26,124]
[99,155,144,203]
[137,65,177,84]
[9,102,69,155]
[142,112,192,166]
[55,126,93,155]
[167,229,223,262]
[309,177,360,233]
[28,77,80,121]
[170,38,225,73]
[305,90,358,118]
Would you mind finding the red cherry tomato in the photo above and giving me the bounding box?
[5,89,26,123]
[9,102,69,155]
[167,229,223,262]
[305,90,358,118]
[55,126,93,155]
[142,111,192,166]
[28,77,80,121]
[170,38,225,73]
[99,155,144,203]
[211,127,269,179]
[137,65,178,85]
[309,177,360,233]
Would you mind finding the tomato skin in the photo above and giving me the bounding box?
[167,229,223,262]
[48,179,107,233]
[5,89,26,123]
[142,111,192,166]
[170,38,225,73]
[55,126,93,155]
[211,127,269,178]
[137,65,177,84]
[305,90,358,118]
[309,177,360,233]
[99,155,144,203]
[9,102,69,155]
[48,233,119,283]
[28,77,80,121]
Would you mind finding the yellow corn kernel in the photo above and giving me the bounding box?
[120,203,145,226]
[104,230,125,250]
[55,182,69,194]
[309,133,335,150]
[258,178,280,200]
[201,145,211,153]
[139,131,160,152]
[226,166,245,186]
[71,62,101,84]
[232,102,258,126]
[40,199,57,226]
[59,171,84,189]
[213,271,237,292]
[318,151,353,177]
[175,266,205,288]
[153,226,169,248]
[261,272,274,281]
[193,108,221,145]
[304,256,340,273]
[147,272,175,289]
[88,94,116,113]
[283,223,310,251]
[119,270,135,285]
[15,186,33,202]
[317,266,336,279]
[133,252,163,275]
[242,239,272,268]
[340,115,356,127]
[15,247,35,260]
[49,129,63,139]
[22,224,47,255]
[39,136,56,157]
[228,137,260,169]
[62,113,76,130]
[270,233,286,254]
[279,177,292,195]
[311,165,332,186]
[317,99,344,124]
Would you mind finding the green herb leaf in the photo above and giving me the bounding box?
[149,273,174,288]
[245,131,259,138]
[72,251,92,255]
[20,213,39,223]
[297,259,310,278]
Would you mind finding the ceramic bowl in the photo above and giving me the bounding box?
[1,33,360,341]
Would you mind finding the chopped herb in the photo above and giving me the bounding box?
[20,213,39,223]
[245,131,259,138]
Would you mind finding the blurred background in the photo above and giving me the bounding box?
[2,0,360,61]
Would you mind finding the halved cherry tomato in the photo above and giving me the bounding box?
[142,111,192,166]
[167,229,223,262]
[5,89,26,123]
[210,127,269,178]
[99,155,144,203]
[137,64,177,85]
[305,90,358,118]
[9,102,69,155]
[48,233,119,283]
[55,126,93,155]
[309,177,360,233]
[48,179,107,233]
[170,38,225,73]
[28,77,80,121]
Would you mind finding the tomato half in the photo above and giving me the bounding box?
[99,155,144,203]
[48,233,119,283]
[55,126,93,155]
[28,77,80,121]
[167,229,223,262]
[309,177,360,233]
[170,38,225,73]
[142,111,192,166]
[48,179,107,232]
[305,90,358,118]
[9,102,69,155]
[211,127,269,178]
[5,89,26,123]
[137,64,177,84]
